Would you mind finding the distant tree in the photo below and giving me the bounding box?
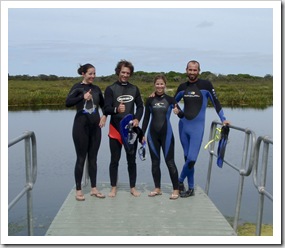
[38,74,49,81]
[264,74,273,80]
[200,71,217,81]
[49,75,58,81]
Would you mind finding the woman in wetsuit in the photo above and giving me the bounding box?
[66,63,107,201]
[175,60,230,197]
[142,75,184,200]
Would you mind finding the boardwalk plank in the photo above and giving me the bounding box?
[46,183,236,236]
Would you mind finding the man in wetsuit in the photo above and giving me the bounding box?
[175,60,230,197]
[104,60,144,197]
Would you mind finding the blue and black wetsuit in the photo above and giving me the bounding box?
[142,93,183,191]
[66,82,105,191]
[175,79,226,190]
[104,81,144,188]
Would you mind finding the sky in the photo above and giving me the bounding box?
[4,1,279,78]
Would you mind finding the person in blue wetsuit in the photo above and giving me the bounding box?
[66,63,107,201]
[175,60,230,197]
[142,75,184,200]
[104,60,144,198]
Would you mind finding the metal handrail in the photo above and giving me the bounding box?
[205,120,257,233]
[252,136,273,236]
[8,131,37,236]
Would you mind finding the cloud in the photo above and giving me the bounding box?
[6,6,274,77]
[196,21,214,28]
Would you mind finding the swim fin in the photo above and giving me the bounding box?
[217,125,230,168]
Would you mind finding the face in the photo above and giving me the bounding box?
[186,62,200,82]
[82,67,96,84]
[118,66,131,83]
[154,78,166,95]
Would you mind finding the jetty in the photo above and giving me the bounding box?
[8,121,273,239]
[45,182,236,236]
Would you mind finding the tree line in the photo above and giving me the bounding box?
[8,71,273,83]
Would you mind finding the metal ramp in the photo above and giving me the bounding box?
[45,182,236,236]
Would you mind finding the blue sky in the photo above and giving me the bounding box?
[4,1,278,77]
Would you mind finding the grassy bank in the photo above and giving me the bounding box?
[8,79,273,109]
[237,223,273,236]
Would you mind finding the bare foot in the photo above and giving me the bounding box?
[130,187,140,197]
[172,189,179,196]
[148,188,162,197]
[90,187,105,198]
[108,187,117,197]
[169,189,179,200]
[76,190,85,201]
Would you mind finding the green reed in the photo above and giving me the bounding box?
[8,79,272,109]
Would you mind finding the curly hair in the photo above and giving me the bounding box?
[115,60,134,76]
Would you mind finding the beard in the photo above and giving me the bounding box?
[188,74,198,82]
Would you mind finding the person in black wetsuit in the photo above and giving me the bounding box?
[104,60,144,197]
[142,75,184,200]
[66,63,107,201]
[175,60,230,198]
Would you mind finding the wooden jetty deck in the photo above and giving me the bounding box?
[45,182,236,236]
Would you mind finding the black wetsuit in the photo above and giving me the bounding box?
[66,82,105,191]
[142,93,183,190]
[104,81,144,188]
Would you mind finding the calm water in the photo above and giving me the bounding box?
[7,107,273,236]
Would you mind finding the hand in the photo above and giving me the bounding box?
[132,119,139,127]
[84,89,92,101]
[149,91,155,97]
[173,104,179,115]
[118,102,125,113]
[223,120,231,126]
[99,115,107,128]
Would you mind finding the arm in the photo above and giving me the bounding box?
[133,86,144,126]
[173,103,184,118]
[141,99,151,144]
[174,84,184,103]
[206,81,227,123]
[103,86,117,115]
[171,94,184,118]
[141,98,151,134]
[98,88,105,114]
[65,85,84,107]
[98,88,107,127]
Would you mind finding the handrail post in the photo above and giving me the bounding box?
[25,136,33,236]
[253,136,273,236]
[205,121,218,195]
[255,141,268,235]
[232,175,244,231]
[205,121,263,234]
[233,130,252,231]
[8,131,37,236]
